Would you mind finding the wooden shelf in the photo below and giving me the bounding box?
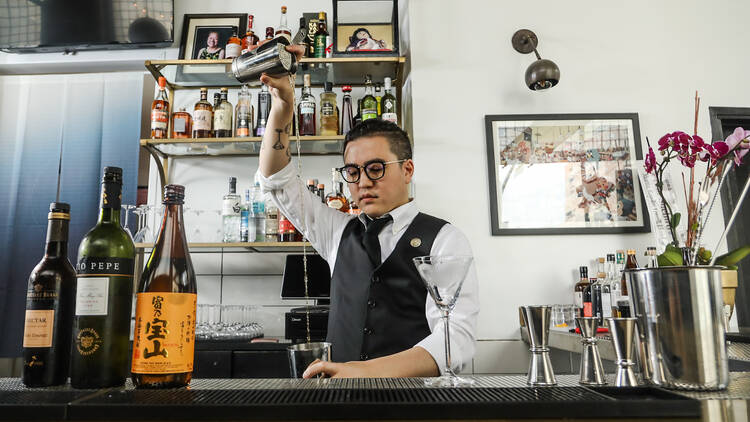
[135,242,314,253]
[145,57,406,90]
[141,136,345,157]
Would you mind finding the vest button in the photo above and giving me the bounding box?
[371,275,380,284]
[363,327,373,335]
[360,353,368,360]
[367,299,376,308]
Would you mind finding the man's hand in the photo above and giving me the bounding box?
[259,44,306,121]
[303,360,380,379]
[301,347,440,379]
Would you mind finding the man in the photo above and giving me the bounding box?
[257,45,479,378]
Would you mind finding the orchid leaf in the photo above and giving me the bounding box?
[715,245,750,268]
[671,213,681,229]
[658,244,683,266]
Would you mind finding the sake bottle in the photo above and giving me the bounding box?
[131,184,197,388]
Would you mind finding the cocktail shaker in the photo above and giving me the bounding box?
[232,28,307,84]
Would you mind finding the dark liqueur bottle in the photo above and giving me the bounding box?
[70,167,135,388]
[131,184,197,388]
[21,202,76,387]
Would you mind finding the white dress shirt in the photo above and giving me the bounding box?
[257,162,479,374]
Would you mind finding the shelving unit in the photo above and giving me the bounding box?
[142,57,406,188]
[134,241,313,253]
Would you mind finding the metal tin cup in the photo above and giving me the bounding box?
[287,342,332,378]
[627,266,728,390]
[232,38,298,85]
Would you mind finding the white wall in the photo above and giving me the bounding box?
[405,0,749,372]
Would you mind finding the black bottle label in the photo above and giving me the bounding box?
[101,182,122,209]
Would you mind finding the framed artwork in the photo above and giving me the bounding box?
[484,113,651,235]
[178,14,247,60]
[332,0,399,57]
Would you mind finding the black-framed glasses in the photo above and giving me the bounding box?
[337,159,407,183]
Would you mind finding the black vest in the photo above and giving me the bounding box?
[326,212,448,362]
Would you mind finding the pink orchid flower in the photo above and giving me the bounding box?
[644,147,657,173]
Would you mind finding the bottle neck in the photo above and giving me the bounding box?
[45,218,69,258]
[153,202,188,260]
[365,85,374,96]
[98,182,122,225]
[157,87,168,101]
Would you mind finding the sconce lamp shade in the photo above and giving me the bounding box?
[526,58,560,90]
[512,29,560,91]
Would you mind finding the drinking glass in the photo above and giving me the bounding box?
[121,205,135,240]
[133,205,150,243]
[413,255,474,387]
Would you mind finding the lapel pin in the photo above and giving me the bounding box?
[410,238,422,248]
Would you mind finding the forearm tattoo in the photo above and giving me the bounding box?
[284,123,291,134]
[273,129,285,150]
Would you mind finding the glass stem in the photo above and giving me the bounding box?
[442,309,452,376]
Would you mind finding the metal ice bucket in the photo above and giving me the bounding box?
[626,266,728,390]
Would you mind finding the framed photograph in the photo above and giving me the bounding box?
[484,113,651,235]
[178,14,247,60]
[332,0,399,57]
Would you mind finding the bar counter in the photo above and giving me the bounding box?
[5,374,750,422]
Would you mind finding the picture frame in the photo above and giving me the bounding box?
[484,113,651,235]
[332,0,399,57]
[178,14,247,60]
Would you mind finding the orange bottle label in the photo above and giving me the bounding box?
[23,310,54,348]
[131,292,196,374]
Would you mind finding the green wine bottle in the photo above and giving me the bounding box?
[21,202,76,387]
[70,167,135,388]
[361,74,378,121]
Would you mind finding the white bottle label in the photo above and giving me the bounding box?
[328,199,343,209]
[75,277,109,316]
[193,110,212,130]
[173,117,186,133]
[300,104,315,115]
[214,109,232,130]
[222,198,240,216]
[574,291,583,308]
[382,113,397,124]
[225,43,242,58]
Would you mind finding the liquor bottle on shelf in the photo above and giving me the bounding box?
[615,250,625,301]
[320,82,338,136]
[192,88,213,138]
[275,6,292,42]
[22,202,76,387]
[620,249,638,304]
[235,85,253,138]
[251,182,266,242]
[298,17,310,57]
[646,246,659,268]
[354,99,362,127]
[265,204,279,242]
[256,84,271,136]
[582,279,593,318]
[222,177,241,243]
[326,168,350,213]
[606,253,619,303]
[298,74,316,136]
[589,276,601,322]
[225,26,242,59]
[213,88,233,138]
[242,15,259,54]
[348,199,361,216]
[600,256,613,319]
[375,82,382,117]
[265,27,274,41]
[171,108,192,139]
[361,75,378,121]
[317,183,326,203]
[150,76,169,139]
[574,266,589,318]
[70,167,135,389]
[341,86,354,135]
[278,213,296,242]
[307,179,317,194]
[381,77,398,124]
[313,12,328,58]
[131,184,197,389]
[240,189,252,243]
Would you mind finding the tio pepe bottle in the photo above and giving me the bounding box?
[70,167,135,388]
[131,184,197,388]
[21,202,76,387]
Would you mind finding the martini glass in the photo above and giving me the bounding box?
[413,255,474,387]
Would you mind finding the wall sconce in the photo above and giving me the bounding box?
[512,29,560,91]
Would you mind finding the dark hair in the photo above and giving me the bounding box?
[347,27,373,49]
[343,119,412,161]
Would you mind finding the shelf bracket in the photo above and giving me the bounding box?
[144,144,167,193]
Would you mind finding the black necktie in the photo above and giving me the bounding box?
[362,215,393,266]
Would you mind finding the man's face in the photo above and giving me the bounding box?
[344,136,413,218]
[207,33,218,47]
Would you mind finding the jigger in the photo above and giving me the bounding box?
[606,317,639,387]
[520,306,556,386]
[575,317,606,385]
